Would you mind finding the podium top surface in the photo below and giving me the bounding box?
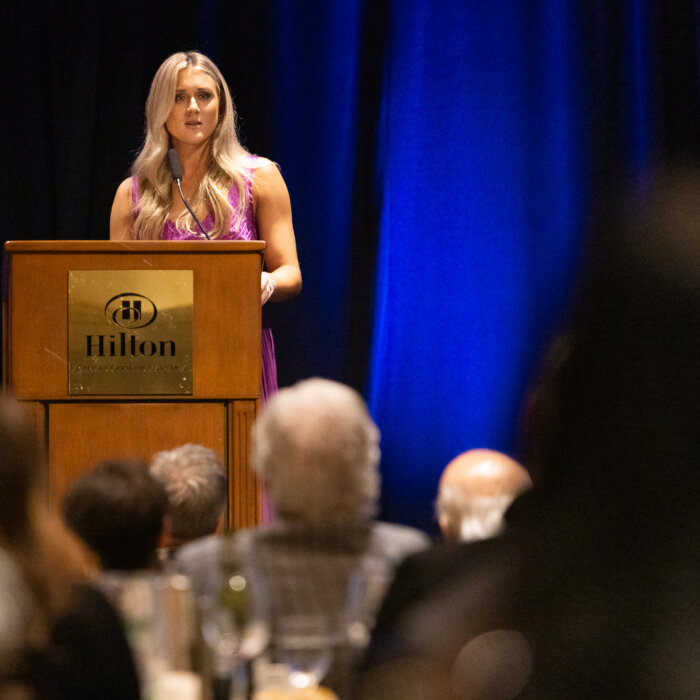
[4,240,266,254]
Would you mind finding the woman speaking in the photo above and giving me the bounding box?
[110,51,301,399]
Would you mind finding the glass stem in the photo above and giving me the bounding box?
[230,660,248,700]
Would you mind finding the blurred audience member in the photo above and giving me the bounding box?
[360,450,531,679]
[63,459,199,696]
[150,443,227,559]
[355,169,700,699]
[436,448,532,543]
[0,548,34,699]
[0,397,140,699]
[178,378,430,697]
[63,459,167,571]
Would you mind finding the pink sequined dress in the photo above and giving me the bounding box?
[131,160,277,400]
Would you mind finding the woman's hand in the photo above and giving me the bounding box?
[261,271,277,305]
[253,161,302,301]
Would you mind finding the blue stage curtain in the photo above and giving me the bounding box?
[366,1,590,530]
[266,0,664,531]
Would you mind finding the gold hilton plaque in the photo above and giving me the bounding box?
[68,270,194,395]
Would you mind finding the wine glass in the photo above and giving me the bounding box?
[272,613,338,692]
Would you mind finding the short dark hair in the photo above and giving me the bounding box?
[62,459,168,570]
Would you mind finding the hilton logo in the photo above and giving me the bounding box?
[85,292,175,358]
[105,293,158,329]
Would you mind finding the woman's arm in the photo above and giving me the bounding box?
[252,162,302,302]
[109,178,136,240]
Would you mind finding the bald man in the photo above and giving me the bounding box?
[436,449,532,542]
[355,450,532,688]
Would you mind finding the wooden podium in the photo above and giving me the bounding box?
[2,240,265,530]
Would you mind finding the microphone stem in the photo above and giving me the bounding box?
[176,179,210,240]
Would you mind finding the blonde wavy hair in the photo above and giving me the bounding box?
[131,51,251,240]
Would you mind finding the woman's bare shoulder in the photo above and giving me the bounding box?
[110,177,137,240]
[248,156,279,173]
[115,176,135,201]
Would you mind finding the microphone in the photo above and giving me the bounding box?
[167,148,210,239]
[167,148,182,180]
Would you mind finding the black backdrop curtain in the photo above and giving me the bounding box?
[3,1,700,530]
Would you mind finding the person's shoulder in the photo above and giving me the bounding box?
[393,539,468,583]
[227,526,259,554]
[247,155,277,171]
[115,176,135,197]
[176,533,221,567]
[68,581,117,616]
[174,534,225,600]
[111,177,139,240]
[175,535,224,584]
[45,582,141,698]
[113,176,138,209]
[369,521,432,562]
[175,529,260,576]
[372,520,432,545]
[249,157,284,189]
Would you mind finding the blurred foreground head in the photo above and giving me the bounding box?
[527,164,700,526]
[63,459,168,571]
[436,449,532,542]
[0,396,86,654]
[353,169,700,700]
[252,378,381,524]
